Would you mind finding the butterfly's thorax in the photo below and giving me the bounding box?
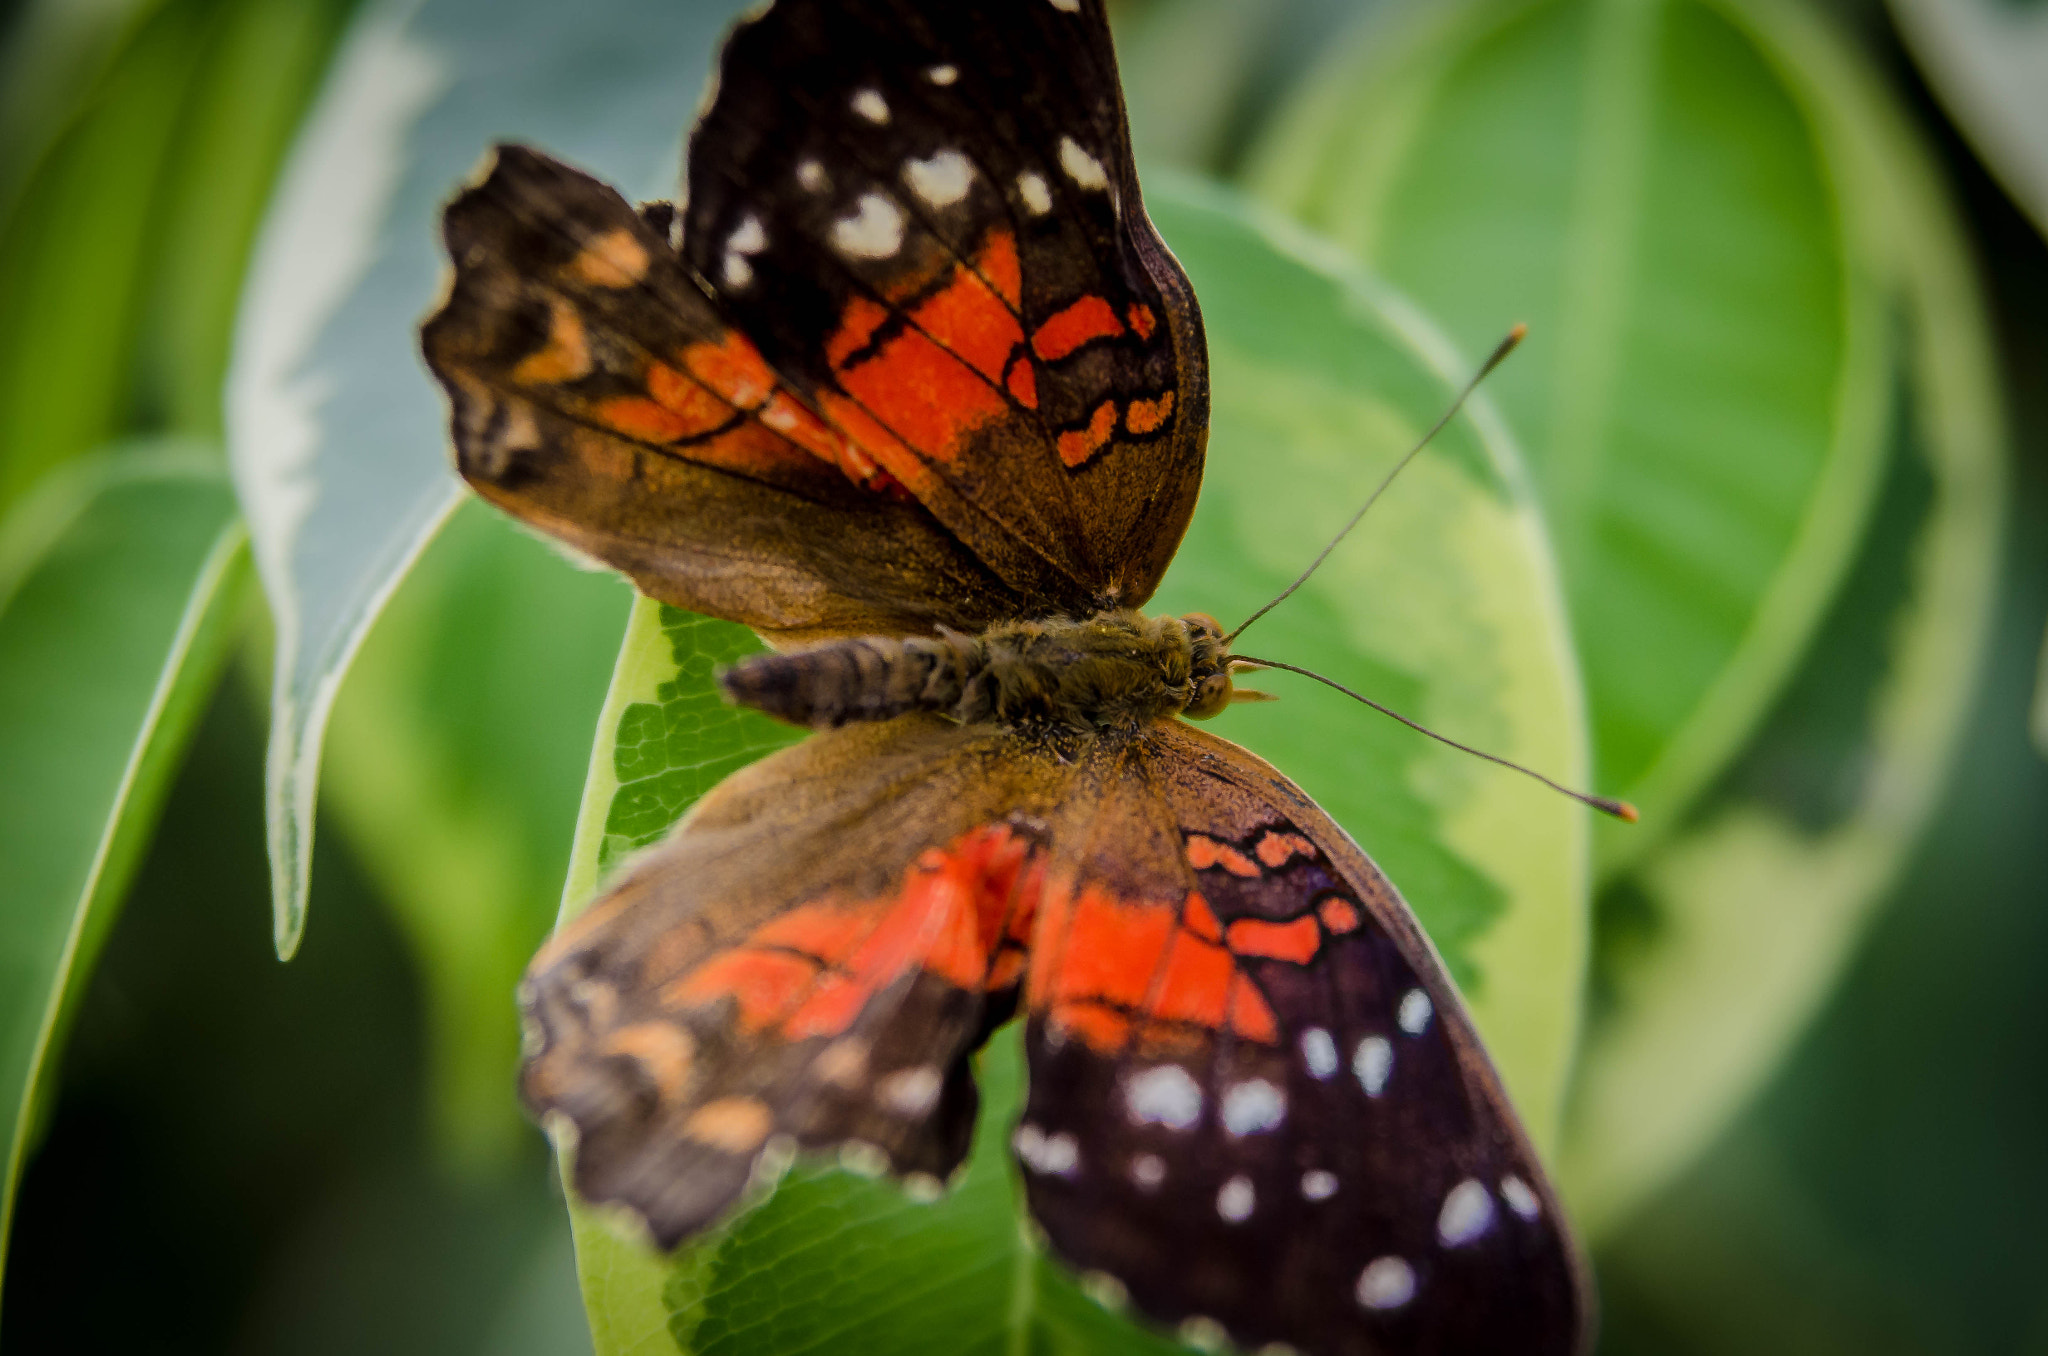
[720,610,1233,733]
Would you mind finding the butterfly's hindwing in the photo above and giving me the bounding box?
[1015,723,1587,1355]
[519,716,1066,1243]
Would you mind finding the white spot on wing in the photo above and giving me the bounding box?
[1049,0,1081,11]
[1437,1178,1496,1246]
[1130,1153,1166,1190]
[1301,1169,1338,1201]
[721,213,766,289]
[876,1064,942,1116]
[726,214,765,254]
[1217,1176,1255,1222]
[1502,1174,1542,1221]
[1123,1065,1203,1130]
[1059,136,1108,190]
[1221,1079,1285,1135]
[797,159,828,193]
[1399,988,1433,1035]
[904,149,975,208]
[1353,1036,1393,1096]
[926,63,958,85]
[1356,1257,1416,1310]
[852,87,889,123]
[1301,1027,1338,1078]
[1017,170,1053,215]
[831,193,906,259]
[1014,1122,1079,1177]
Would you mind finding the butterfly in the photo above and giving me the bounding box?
[421,1,1591,1352]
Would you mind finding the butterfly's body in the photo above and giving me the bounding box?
[424,1,1591,1350]
[721,609,1235,732]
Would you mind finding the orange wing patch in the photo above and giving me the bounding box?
[817,229,1028,479]
[1224,915,1321,965]
[567,227,650,288]
[660,823,1042,1043]
[1124,391,1174,436]
[1028,886,1284,1055]
[512,298,593,385]
[1057,400,1118,468]
[1185,833,1258,877]
[1031,294,1124,362]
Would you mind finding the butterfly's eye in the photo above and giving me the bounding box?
[1184,672,1232,720]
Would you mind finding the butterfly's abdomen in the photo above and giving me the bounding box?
[720,631,983,729]
[720,611,1229,732]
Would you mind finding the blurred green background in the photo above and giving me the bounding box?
[2,0,2046,1351]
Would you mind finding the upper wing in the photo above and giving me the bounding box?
[425,146,1029,641]
[519,713,1072,1244]
[672,0,1206,611]
[426,0,1208,633]
[1016,722,1589,1356]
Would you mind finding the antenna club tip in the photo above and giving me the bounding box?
[1508,321,1529,341]
[1596,797,1640,823]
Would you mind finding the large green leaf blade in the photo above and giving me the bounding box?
[1561,0,2006,1238]
[1249,0,1894,868]
[0,449,246,1286]
[555,180,1592,1354]
[226,0,755,956]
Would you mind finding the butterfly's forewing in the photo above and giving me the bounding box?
[520,713,1072,1243]
[424,147,1028,640]
[1018,721,1589,1355]
[679,0,1207,612]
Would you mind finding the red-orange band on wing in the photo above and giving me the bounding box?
[1032,294,1124,361]
[660,823,1041,1043]
[1124,391,1174,436]
[1030,886,1281,1053]
[1057,400,1117,468]
[1318,896,1361,934]
[1225,915,1322,965]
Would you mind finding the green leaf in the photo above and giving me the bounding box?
[0,0,352,500]
[1559,0,2007,1238]
[1248,0,1896,870]
[136,0,357,436]
[554,180,1592,1354]
[2033,624,2048,758]
[321,498,631,1173]
[0,447,247,1286]
[1889,0,2048,242]
[0,4,211,512]
[1115,0,1283,172]
[227,0,754,957]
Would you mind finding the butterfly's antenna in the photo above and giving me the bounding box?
[1225,324,1528,646]
[1231,655,1639,821]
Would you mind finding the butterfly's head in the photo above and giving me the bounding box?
[1178,612,1235,720]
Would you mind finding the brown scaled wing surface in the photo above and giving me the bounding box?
[520,713,1076,1245]
[423,0,1207,640]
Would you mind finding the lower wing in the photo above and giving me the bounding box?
[519,712,1072,1244]
[1016,720,1590,1356]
